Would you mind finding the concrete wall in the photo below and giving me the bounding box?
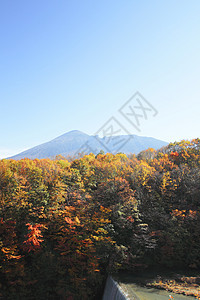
[102,276,128,300]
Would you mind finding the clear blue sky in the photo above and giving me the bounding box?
[0,0,200,158]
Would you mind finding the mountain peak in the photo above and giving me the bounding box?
[67,130,85,134]
[8,130,168,160]
[52,130,89,141]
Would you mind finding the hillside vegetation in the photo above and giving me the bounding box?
[0,139,200,299]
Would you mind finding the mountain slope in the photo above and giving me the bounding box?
[8,130,168,159]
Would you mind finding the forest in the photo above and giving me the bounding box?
[0,138,200,300]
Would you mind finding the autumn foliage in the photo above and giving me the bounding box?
[0,139,200,299]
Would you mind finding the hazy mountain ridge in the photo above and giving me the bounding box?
[8,130,168,160]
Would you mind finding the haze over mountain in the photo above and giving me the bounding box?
[8,130,168,160]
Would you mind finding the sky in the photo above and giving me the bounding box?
[0,0,200,158]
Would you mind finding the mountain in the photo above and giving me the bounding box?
[8,130,168,160]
